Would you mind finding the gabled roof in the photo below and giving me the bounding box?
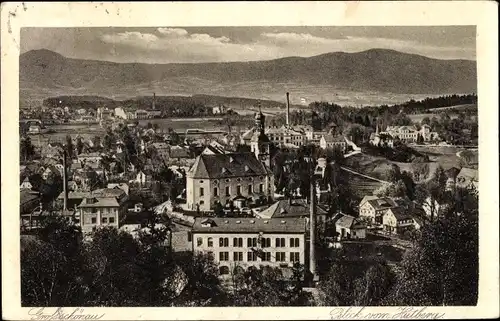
[365,197,398,210]
[258,199,328,219]
[322,134,346,143]
[192,217,306,234]
[335,214,365,229]
[79,197,121,208]
[386,207,413,221]
[187,153,269,179]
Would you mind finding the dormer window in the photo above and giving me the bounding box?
[244,165,250,172]
[221,167,227,174]
[229,156,234,163]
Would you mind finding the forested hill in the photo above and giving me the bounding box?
[21,48,476,96]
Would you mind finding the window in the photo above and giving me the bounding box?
[276,237,286,247]
[219,252,229,261]
[187,232,192,242]
[290,252,300,262]
[247,251,258,261]
[214,187,219,197]
[102,217,108,223]
[261,237,271,248]
[276,252,286,262]
[290,238,300,247]
[237,185,241,195]
[247,237,257,247]
[225,186,230,197]
[248,184,253,194]
[197,237,203,247]
[233,252,243,261]
[262,252,271,261]
[233,237,243,247]
[219,266,229,275]
[208,237,213,247]
[259,184,264,193]
[199,187,204,197]
[200,200,204,205]
[219,237,229,247]
[91,208,97,213]
[91,217,96,224]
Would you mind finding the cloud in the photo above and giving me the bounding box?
[261,32,345,44]
[100,31,159,47]
[97,29,475,63]
[157,27,188,37]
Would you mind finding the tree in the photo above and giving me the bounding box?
[76,137,84,155]
[417,133,424,144]
[65,135,74,159]
[421,117,431,126]
[231,264,313,306]
[20,136,36,162]
[385,190,478,306]
[354,262,395,306]
[21,217,84,306]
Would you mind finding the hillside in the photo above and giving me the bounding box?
[20,49,477,101]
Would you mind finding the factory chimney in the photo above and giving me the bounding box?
[62,149,69,211]
[152,92,156,110]
[286,92,290,128]
[309,178,318,282]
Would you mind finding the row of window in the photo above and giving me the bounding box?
[197,237,300,248]
[202,177,265,184]
[202,184,265,197]
[89,217,115,224]
[215,251,300,262]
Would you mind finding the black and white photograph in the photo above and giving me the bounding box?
[2,1,498,320]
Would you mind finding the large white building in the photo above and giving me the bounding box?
[191,217,306,277]
[186,152,274,212]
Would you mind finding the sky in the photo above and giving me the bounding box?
[20,26,476,64]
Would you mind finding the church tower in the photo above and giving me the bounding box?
[250,102,271,168]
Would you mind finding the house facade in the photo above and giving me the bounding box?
[319,134,347,152]
[334,214,366,241]
[186,153,274,212]
[358,196,398,224]
[382,207,417,234]
[191,217,306,277]
[78,187,129,234]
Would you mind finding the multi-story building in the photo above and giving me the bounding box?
[186,152,274,212]
[77,187,129,233]
[384,125,439,143]
[358,196,398,224]
[135,109,149,120]
[319,134,347,151]
[191,217,306,276]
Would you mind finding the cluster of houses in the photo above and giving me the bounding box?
[20,91,477,281]
[370,124,441,147]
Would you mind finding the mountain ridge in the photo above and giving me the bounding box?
[20,48,477,98]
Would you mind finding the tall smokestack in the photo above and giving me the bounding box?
[152,92,156,110]
[62,149,69,211]
[309,178,318,281]
[286,92,290,127]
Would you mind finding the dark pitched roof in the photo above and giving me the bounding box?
[387,207,413,221]
[260,199,328,219]
[187,153,269,179]
[335,214,365,229]
[367,197,398,210]
[192,217,306,234]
